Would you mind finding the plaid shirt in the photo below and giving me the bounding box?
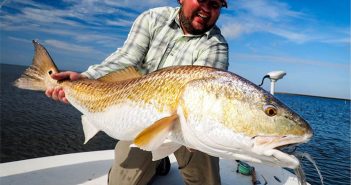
[82,7,228,79]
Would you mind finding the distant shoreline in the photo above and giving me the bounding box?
[1,63,350,101]
[276,92,351,101]
[0,63,82,73]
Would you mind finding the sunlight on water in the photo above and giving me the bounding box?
[295,152,324,185]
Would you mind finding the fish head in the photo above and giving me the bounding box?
[251,94,313,168]
[171,68,313,169]
[222,74,313,168]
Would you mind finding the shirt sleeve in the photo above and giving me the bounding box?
[193,42,229,71]
[81,10,152,79]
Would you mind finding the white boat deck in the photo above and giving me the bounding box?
[0,150,307,185]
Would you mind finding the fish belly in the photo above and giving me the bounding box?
[69,97,173,141]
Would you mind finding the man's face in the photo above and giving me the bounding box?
[179,0,222,35]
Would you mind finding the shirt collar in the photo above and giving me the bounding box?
[168,7,217,39]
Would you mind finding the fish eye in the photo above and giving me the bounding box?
[264,104,277,117]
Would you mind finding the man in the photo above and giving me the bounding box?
[46,0,229,184]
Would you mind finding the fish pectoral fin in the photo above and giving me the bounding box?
[130,140,181,161]
[81,115,99,144]
[151,140,181,161]
[97,66,142,83]
[133,114,178,151]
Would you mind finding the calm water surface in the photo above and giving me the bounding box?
[1,64,350,185]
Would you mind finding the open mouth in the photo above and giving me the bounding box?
[194,11,210,22]
[250,133,312,169]
[276,144,298,154]
[197,12,209,19]
[253,135,310,151]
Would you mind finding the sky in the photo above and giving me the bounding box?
[0,0,350,99]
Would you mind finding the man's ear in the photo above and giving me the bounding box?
[179,0,183,4]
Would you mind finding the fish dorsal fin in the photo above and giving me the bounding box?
[97,66,142,82]
[134,114,178,151]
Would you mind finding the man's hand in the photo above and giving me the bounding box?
[45,71,86,104]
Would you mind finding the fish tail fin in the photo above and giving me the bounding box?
[13,40,59,91]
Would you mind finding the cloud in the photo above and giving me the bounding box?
[1,1,132,50]
[219,0,310,43]
[95,0,177,11]
[319,27,351,45]
[322,37,350,45]
[106,19,133,27]
[21,7,79,26]
[8,36,32,43]
[0,0,174,48]
[220,22,251,39]
[234,0,305,20]
[0,0,11,8]
[220,17,311,43]
[266,28,309,44]
[232,53,348,69]
[219,0,347,45]
[44,39,96,53]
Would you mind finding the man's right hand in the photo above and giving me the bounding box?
[45,71,87,104]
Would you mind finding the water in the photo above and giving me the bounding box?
[1,64,350,185]
[274,94,350,185]
[294,152,324,185]
[0,64,117,161]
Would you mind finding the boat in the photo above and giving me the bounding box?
[0,150,309,185]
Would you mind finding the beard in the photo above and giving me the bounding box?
[179,7,213,35]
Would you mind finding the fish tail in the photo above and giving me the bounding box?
[14,40,60,91]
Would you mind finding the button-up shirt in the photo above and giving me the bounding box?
[82,7,228,79]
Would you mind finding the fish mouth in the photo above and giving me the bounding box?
[255,135,311,149]
[276,143,299,154]
[253,130,313,150]
[252,134,312,168]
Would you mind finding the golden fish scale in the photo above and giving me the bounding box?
[63,66,219,113]
[190,80,306,137]
[186,79,261,135]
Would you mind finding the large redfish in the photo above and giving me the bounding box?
[14,41,313,169]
